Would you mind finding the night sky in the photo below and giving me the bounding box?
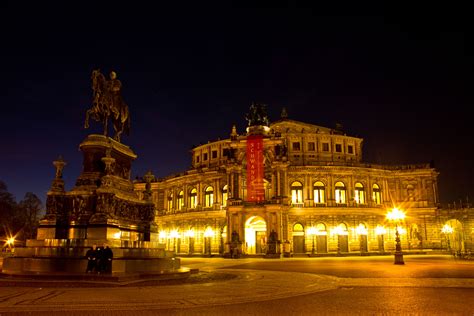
[1,2,473,206]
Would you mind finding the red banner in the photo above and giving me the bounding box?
[246,135,264,202]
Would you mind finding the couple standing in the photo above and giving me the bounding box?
[86,243,113,274]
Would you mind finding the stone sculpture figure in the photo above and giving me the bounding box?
[53,155,66,179]
[231,230,240,242]
[245,103,270,127]
[84,69,130,142]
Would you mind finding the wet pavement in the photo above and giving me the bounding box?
[0,255,472,315]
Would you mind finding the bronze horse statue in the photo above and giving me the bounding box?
[84,69,130,142]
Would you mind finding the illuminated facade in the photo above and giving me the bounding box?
[134,109,473,256]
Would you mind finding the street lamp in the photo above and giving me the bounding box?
[5,236,15,252]
[386,208,406,265]
[307,227,317,255]
[441,224,453,252]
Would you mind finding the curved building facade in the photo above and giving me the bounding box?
[134,108,448,257]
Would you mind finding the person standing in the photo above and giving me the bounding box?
[96,244,104,274]
[101,243,113,274]
[85,244,98,273]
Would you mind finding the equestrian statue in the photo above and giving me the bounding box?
[84,69,130,142]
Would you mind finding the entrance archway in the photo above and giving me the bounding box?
[292,223,305,253]
[245,216,267,254]
[316,223,328,253]
[335,223,349,253]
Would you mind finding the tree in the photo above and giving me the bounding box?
[18,192,43,240]
[0,180,17,238]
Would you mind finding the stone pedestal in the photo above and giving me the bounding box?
[2,134,172,275]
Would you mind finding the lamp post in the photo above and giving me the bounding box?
[386,208,405,265]
[307,227,317,255]
[441,224,453,252]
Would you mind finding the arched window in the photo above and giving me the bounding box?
[205,186,214,207]
[177,190,184,210]
[167,193,174,211]
[335,182,346,204]
[355,223,368,235]
[291,181,303,204]
[167,193,173,211]
[354,182,365,204]
[313,181,325,204]
[293,223,304,233]
[333,223,348,235]
[372,184,381,204]
[316,223,327,234]
[222,185,228,207]
[189,188,197,208]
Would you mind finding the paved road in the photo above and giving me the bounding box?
[0,255,472,315]
[219,255,474,278]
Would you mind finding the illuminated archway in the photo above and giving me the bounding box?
[245,216,267,254]
[292,223,305,253]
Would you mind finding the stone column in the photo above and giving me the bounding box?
[183,184,188,209]
[233,172,240,199]
[271,171,276,198]
[230,173,234,199]
[280,169,287,197]
[197,182,202,207]
[215,178,220,205]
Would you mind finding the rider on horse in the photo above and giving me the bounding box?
[84,69,130,142]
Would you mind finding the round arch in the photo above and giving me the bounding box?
[245,216,267,254]
[292,222,305,254]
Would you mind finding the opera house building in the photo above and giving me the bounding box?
[134,105,472,257]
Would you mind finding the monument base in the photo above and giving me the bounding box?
[2,239,181,275]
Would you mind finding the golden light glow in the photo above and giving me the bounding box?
[291,182,303,204]
[397,226,406,234]
[334,182,346,204]
[386,208,406,221]
[6,237,15,245]
[159,231,167,239]
[375,225,386,235]
[441,224,454,234]
[331,225,348,236]
[113,231,121,239]
[169,230,179,239]
[204,227,215,238]
[185,229,195,238]
[355,224,368,235]
[306,227,317,236]
[313,181,325,204]
[245,216,267,254]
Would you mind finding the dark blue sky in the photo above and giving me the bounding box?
[1,2,473,205]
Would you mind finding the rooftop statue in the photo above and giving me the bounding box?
[84,69,130,142]
[245,102,270,127]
